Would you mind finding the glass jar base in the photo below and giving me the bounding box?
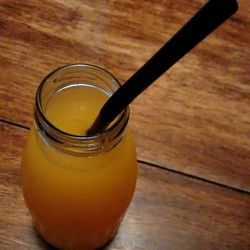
[32,220,118,250]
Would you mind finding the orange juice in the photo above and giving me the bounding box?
[21,64,137,250]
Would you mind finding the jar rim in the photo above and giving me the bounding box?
[35,63,129,143]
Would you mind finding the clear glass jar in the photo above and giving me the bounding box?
[21,64,137,250]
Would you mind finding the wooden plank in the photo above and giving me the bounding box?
[0,0,249,191]
[0,122,249,250]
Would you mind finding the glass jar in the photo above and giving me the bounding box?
[21,64,137,250]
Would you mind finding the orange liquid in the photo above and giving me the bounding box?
[21,86,137,250]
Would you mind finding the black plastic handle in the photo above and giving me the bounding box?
[88,0,238,135]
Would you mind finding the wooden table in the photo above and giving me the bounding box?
[1,0,249,249]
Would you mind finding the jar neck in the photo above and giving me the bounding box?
[34,64,129,156]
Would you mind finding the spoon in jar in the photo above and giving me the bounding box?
[87,0,238,135]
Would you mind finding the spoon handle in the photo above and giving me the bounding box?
[88,0,238,135]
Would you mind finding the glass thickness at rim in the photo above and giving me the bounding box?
[35,63,129,140]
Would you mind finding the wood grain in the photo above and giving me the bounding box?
[1,122,250,250]
[0,0,250,191]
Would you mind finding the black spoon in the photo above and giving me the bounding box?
[88,0,238,135]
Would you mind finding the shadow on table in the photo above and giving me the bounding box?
[32,226,59,250]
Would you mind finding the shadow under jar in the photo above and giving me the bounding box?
[21,64,138,250]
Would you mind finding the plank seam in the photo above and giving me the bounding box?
[1,119,249,194]
[138,159,250,195]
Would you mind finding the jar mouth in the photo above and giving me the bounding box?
[34,63,129,155]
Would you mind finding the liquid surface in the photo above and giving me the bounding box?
[45,85,109,135]
[21,85,137,250]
